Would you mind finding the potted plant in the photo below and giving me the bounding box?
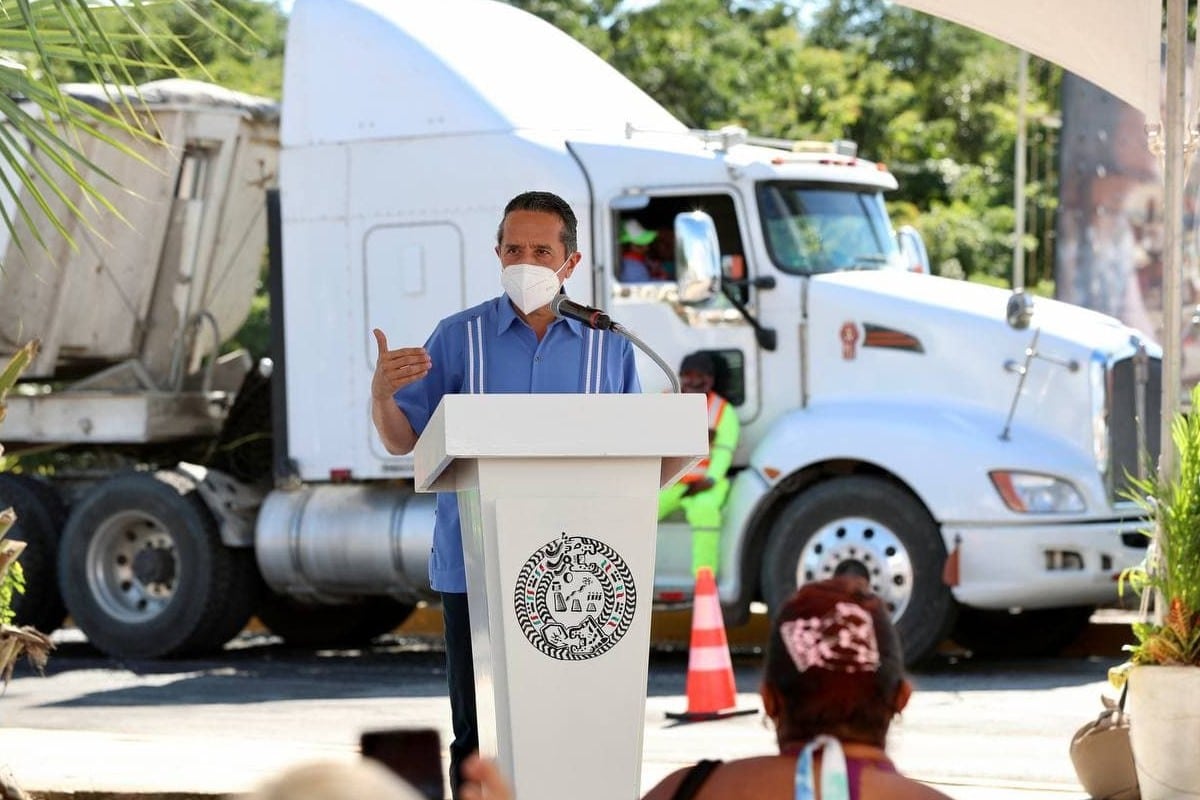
[1113,381,1200,800]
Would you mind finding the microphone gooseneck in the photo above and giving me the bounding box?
[611,322,681,394]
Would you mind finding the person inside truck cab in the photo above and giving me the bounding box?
[657,351,740,577]
[648,224,677,279]
[619,219,670,281]
[370,190,641,800]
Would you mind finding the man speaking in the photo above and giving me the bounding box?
[370,190,641,798]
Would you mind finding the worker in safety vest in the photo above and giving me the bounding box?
[658,351,740,577]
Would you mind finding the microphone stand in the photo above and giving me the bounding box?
[611,322,680,394]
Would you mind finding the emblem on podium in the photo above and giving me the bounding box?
[514,532,637,660]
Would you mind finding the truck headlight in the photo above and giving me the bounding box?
[989,471,1086,513]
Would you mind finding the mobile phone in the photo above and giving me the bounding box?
[360,727,446,800]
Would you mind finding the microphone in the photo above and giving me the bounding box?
[550,293,613,330]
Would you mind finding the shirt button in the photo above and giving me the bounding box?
[535,356,543,362]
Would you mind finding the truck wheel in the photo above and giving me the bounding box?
[951,605,1094,658]
[58,471,260,658]
[256,592,415,648]
[761,476,954,666]
[0,474,68,633]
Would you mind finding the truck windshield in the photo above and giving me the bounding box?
[757,182,905,275]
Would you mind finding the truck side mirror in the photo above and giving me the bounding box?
[1006,289,1034,329]
[674,211,721,304]
[897,225,930,274]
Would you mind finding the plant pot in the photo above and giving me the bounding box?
[1128,664,1200,800]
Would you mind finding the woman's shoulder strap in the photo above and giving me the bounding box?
[795,736,851,800]
[668,758,723,800]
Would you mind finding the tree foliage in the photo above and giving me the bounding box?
[49,0,287,98]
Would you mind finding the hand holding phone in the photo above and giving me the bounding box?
[360,727,445,800]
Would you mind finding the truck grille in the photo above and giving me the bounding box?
[1108,352,1161,504]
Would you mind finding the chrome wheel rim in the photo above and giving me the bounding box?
[795,516,914,618]
[86,510,179,623]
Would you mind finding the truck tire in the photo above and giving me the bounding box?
[760,476,954,667]
[256,592,415,648]
[950,605,1095,658]
[57,471,260,659]
[0,474,68,633]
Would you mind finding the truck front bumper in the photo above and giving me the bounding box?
[944,517,1148,609]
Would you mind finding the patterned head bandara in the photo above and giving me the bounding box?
[778,601,881,673]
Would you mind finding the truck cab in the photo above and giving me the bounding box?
[561,124,1157,663]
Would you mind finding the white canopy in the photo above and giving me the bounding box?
[891,0,1162,123]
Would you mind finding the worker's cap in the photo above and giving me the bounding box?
[620,220,658,246]
[679,352,716,376]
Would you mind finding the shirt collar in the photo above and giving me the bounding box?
[496,294,521,334]
[494,293,584,337]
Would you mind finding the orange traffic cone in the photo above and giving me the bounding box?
[666,567,756,723]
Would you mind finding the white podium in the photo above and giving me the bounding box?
[414,393,708,800]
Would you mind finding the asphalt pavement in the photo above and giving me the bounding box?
[0,609,1135,800]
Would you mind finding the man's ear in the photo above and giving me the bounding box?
[564,251,582,278]
[894,679,913,715]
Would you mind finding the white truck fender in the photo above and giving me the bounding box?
[750,397,1106,522]
[717,396,1113,610]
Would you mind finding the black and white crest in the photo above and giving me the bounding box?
[513,532,637,661]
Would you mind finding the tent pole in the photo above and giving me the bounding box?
[1013,49,1028,291]
[1161,0,1187,481]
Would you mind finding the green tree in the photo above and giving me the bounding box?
[49,0,287,98]
[805,0,1059,282]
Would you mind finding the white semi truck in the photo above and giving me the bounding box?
[0,0,1156,664]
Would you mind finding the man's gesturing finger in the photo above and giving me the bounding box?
[372,331,432,395]
[372,327,389,356]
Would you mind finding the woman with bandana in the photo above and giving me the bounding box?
[461,575,954,800]
[642,575,954,800]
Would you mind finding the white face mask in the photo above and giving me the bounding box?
[501,259,569,314]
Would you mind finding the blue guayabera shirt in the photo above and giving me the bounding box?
[393,295,642,592]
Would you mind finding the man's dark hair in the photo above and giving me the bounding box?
[497,190,578,255]
[679,351,716,377]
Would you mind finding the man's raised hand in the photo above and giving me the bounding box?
[372,328,432,399]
